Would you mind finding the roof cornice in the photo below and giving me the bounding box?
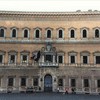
[0,10,100,16]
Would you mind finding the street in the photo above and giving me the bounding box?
[0,93,100,100]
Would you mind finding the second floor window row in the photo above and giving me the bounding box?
[0,28,100,39]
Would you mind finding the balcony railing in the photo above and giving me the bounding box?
[39,62,59,67]
[0,63,100,69]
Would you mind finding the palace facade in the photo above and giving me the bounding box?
[0,10,100,94]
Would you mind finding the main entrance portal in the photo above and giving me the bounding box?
[44,74,52,92]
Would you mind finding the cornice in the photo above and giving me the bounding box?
[0,10,100,21]
[0,10,100,16]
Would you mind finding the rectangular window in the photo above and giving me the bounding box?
[83,56,88,64]
[8,77,14,86]
[21,78,26,86]
[33,78,38,86]
[10,55,15,64]
[71,79,76,87]
[22,55,27,63]
[84,79,89,87]
[97,80,100,88]
[96,56,100,64]
[58,79,63,86]
[58,55,63,64]
[45,55,53,62]
[0,55,3,63]
[70,56,75,64]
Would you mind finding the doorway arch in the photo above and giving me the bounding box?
[44,74,52,92]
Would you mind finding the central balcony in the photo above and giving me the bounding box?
[39,62,59,67]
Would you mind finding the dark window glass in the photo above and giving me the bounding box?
[71,79,76,87]
[70,56,75,64]
[97,80,100,88]
[8,78,13,86]
[21,78,26,86]
[0,29,4,37]
[24,29,28,38]
[96,56,100,64]
[95,29,99,38]
[45,55,53,62]
[33,78,38,86]
[58,55,63,64]
[84,79,89,87]
[83,56,88,64]
[58,79,63,86]
[70,30,75,38]
[10,55,15,63]
[35,30,40,38]
[0,55,3,63]
[59,30,63,38]
[47,30,51,38]
[83,29,87,38]
[12,29,16,38]
[23,55,27,62]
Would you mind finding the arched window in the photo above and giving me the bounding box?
[0,28,4,37]
[70,29,75,38]
[95,29,99,38]
[12,29,17,38]
[82,29,87,38]
[35,29,40,38]
[24,29,29,38]
[47,30,51,38]
[58,30,63,38]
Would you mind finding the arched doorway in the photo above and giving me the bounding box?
[44,74,52,92]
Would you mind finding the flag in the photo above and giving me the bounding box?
[35,51,41,61]
[31,51,41,62]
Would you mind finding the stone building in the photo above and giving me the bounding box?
[0,10,100,93]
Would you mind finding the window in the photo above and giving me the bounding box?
[9,55,16,64]
[70,56,75,64]
[58,79,63,86]
[22,55,28,63]
[47,30,51,38]
[83,56,88,64]
[0,28,4,37]
[70,30,75,38]
[35,29,40,38]
[33,78,38,86]
[82,29,87,38]
[70,79,76,87]
[58,55,63,64]
[8,77,14,86]
[0,55,3,63]
[97,80,100,88]
[12,29,17,38]
[45,55,53,62]
[96,56,100,64]
[58,30,63,38]
[24,29,29,38]
[21,78,26,86]
[95,29,99,38]
[84,79,89,87]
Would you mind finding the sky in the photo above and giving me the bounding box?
[0,0,100,12]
